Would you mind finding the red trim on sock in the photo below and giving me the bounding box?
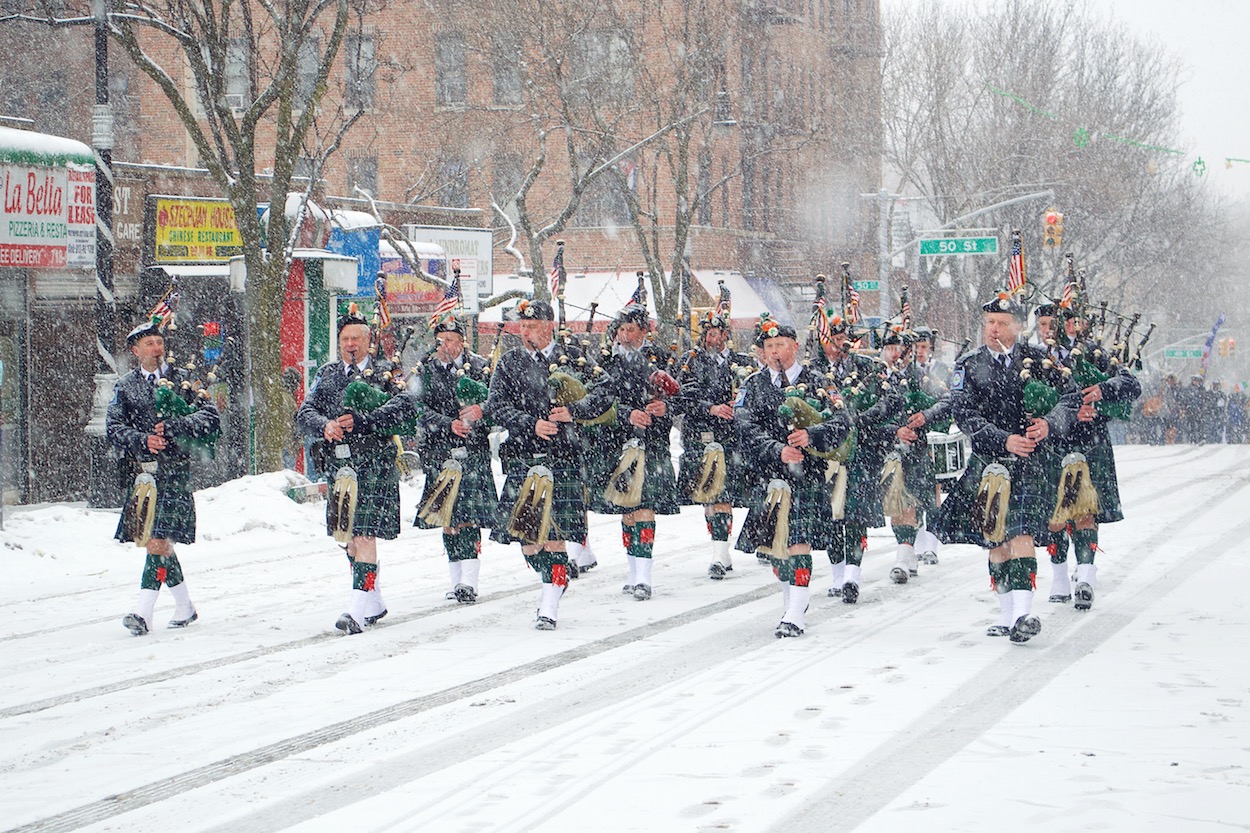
[1029,572,1037,590]
[1046,543,1058,557]
[155,567,167,584]
[551,563,568,588]
[640,526,655,545]
[795,568,811,587]
[363,570,377,591]
[621,531,632,549]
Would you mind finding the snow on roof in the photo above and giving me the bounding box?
[0,126,94,169]
[329,209,382,230]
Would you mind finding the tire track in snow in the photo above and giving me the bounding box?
[774,462,1250,833]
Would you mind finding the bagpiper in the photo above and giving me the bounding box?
[877,320,952,584]
[931,290,1080,642]
[109,318,221,635]
[592,300,682,601]
[413,312,496,604]
[735,320,852,637]
[1035,294,1142,610]
[676,308,752,580]
[487,299,612,630]
[296,305,416,634]
[811,314,902,603]
[907,326,951,565]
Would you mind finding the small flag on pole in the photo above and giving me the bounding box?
[1007,229,1027,295]
[430,271,461,327]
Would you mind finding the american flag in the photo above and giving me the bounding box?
[430,271,460,326]
[1060,281,1075,310]
[630,277,647,308]
[812,304,833,344]
[1007,230,1027,294]
[548,246,563,299]
[147,290,179,328]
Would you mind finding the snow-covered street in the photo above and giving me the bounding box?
[2,444,1247,833]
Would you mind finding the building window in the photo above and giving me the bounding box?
[571,29,633,104]
[492,153,525,214]
[574,156,632,226]
[347,152,378,196]
[435,33,467,107]
[295,34,321,111]
[437,158,470,208]
[493,36,523,106]
[344,30,376,110]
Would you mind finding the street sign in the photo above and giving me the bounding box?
[1163,348,1204,359]
[852,280,880,291]
[918,236,999,256]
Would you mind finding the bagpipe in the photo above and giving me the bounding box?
[602,363,680,509]
[506,351,614,545]
[416,373,490,530]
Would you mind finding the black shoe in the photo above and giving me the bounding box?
[827,585,842,598]
[633,583,653,601]
[1009,615,1042,644]
[364,608,388,626]
[986,624,1011,637]
[335,613,363,635]
[842,582,859,604]
[567,561,580,580]
[1074,582,1094,611]
[1048,593,1072,603]
[167,610,198,628]
[920,551,939,565]
[774,621,804,638]
[622,583,636,595]
[909,567,919,578]
[535,616,557,631]
[444,590,457,601]
[708,562,727,580]
[454,584,478,604]
[889,566,908,584]
[122,613,149,636]
[578,560,598,572]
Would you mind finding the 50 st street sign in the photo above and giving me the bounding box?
[918,236,998,256]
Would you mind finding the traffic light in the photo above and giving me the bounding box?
[1042,210,1064,249]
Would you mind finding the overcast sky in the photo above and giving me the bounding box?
[884,0,1250,201]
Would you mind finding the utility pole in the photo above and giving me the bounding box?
[85,0,119,507]
[862,188,899,318]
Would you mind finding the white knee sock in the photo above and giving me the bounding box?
[168,582,194,619]
[135,587,159,623]
[783,584,810,630]
[460,558,481,591]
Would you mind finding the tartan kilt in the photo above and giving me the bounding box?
[932,445,1059,547]
[899,442,939,515]
[491,455,587,545]
[331,447,401,540]
[114,458,197,544]
[676,439,746,506]
[1054,437,1124,524]
[413,448,499,530]
[591,439,680,515]
[735,475,828,552]
[843,454,886,528]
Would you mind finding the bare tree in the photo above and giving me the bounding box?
[882,0,1233,344]
[103,0,370,470]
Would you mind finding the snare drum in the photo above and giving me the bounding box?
[928,429,969,480]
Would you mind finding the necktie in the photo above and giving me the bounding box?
[773,373,783,389]
[997,354,1008,369]
[346,364,360,380]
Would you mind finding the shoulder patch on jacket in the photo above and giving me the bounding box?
[951,368,965,391]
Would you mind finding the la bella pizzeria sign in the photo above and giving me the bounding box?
[0,127,96,270]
